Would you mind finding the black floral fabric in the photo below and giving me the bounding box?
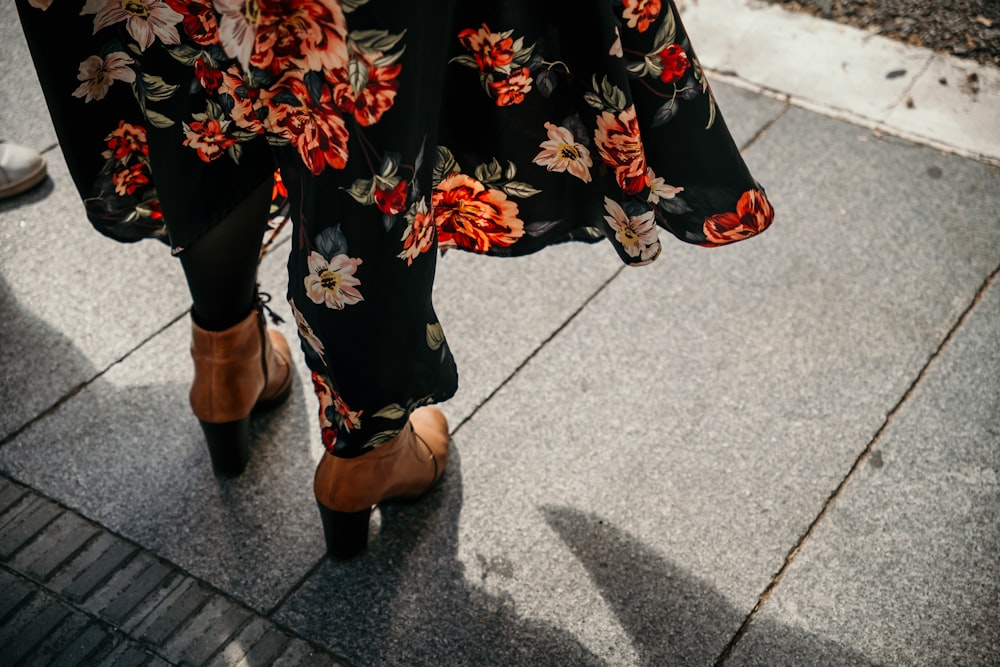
[17,0,773,456]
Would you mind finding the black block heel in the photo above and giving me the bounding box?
[317,502,372,560]
[200,418,250,477]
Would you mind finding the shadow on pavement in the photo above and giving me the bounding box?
[279,448,880,666]
[0,271,97,440]
[544,506,881,666]
[276,446,606,666]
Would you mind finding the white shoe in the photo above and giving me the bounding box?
[0,143,47,200]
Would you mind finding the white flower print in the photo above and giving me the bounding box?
[533,122,593,183]
[645,168,684,205]
[304,251,364,310]
[603,196,660,262]
[213,0,257,72]
[72,52,136,102]
[81,0,183,51]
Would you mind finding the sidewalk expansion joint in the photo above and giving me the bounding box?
[0,309,190,450]
[450,264,627,440]
[713,261,1000,666]
[740,98,792,153]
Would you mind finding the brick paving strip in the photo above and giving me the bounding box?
[0,475,344,667]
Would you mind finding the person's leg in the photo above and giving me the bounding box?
[178,179,271,331]
[251,0,458,556]
[172,178,293,476]
[130,44,294,476]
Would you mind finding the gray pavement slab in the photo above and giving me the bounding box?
[434,244,626,427]
[729,277,1000,666]
[709,82,788,151]
[0,150,193,439]
[274,107,999,664]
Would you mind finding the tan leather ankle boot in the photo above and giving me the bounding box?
[314,406,449,558]
[189,307,293,475]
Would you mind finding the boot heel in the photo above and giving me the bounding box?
[316,502,371,560]
[200,418,250,477]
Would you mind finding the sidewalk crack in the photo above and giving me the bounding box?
[450,264,626,439]
[741,99,792,152]
[887,55,935,116]
[713,261,1000,665]
[0,310,190,450]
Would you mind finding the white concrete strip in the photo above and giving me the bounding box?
[679,0,1000,165]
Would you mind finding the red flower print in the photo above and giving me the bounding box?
[165,0,219,46]
[251,0,348,76]
[432,173,525,253]
[146,199,163,220]
[399,198,435,266]
[312,371,350,453]
[262,72,350,175]
[312,370,362,437]
[182,117,238,162]
[594,106,648,195]
[104,121,148,161]
[658,44,690,84]
[330,55,402,126]
[112,163,150,196]
[702,190,774,245]
[622,0,662,33]
[312,371,332,402]
[374,179,408,215]
[218,67,264,134]
[458,23,515,72]
[321,426,338,452]
[194,58,222,93]
[272,169,288,200]
[489,67,533,107]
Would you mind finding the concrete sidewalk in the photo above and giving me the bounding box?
[1,2,998,665]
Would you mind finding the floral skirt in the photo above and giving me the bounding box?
[17,0,773,456]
